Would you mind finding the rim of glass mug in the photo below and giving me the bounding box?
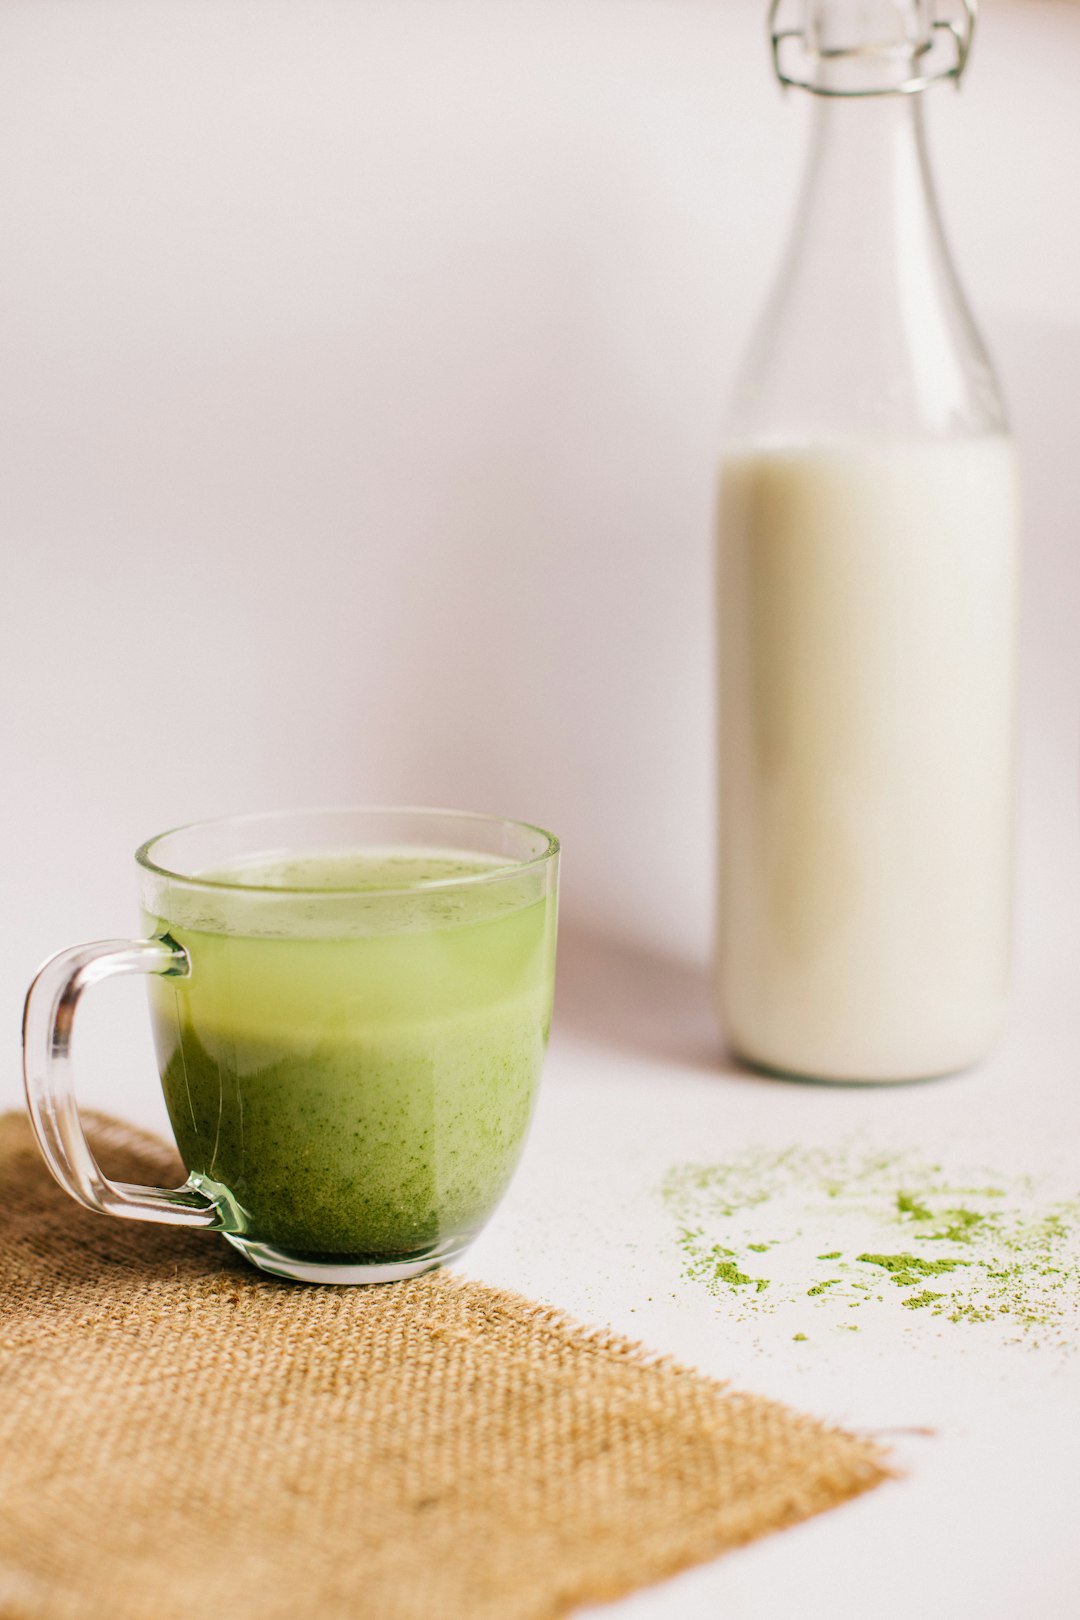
[136,805,560,894]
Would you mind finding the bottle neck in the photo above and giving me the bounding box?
[803,0,934,94]
[729,82,1006,445]
[794,84,932,282]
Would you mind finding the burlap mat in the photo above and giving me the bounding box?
[0,1112,889,1619]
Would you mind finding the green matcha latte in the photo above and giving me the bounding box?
[139,815,559,1282]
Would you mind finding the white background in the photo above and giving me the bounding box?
[3,3,1080,1616]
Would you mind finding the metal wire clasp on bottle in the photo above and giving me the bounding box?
[768,0,976,97]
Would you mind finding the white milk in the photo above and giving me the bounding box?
[717,436,1020,1081]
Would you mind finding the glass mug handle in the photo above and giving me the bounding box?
[22,938,225,1227]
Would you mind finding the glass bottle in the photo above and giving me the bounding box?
[717,0,1020,1081]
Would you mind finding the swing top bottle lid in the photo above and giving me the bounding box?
[769,0,976,97]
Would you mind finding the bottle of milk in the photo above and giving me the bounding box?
[717,0,1020,1081]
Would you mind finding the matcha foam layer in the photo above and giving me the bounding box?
[154,848,547,940]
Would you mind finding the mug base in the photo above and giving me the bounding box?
[224,1231,471,1285]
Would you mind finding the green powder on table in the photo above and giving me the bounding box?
[660,1145,1080,1349]
[855,1253,969,1286]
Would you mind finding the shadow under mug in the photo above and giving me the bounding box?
[22,808,559,1283]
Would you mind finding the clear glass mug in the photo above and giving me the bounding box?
[22,808,560,1283]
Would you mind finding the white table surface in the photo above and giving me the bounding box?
[10,878,1080,1620]
[7,904,1078,1620]
[8,898,1078,1619]
[456,923,1080,1620]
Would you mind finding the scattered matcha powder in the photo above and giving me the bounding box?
[856,1252,969,1287]
[896,1191,933,1222]
[660,1145,1080,1348]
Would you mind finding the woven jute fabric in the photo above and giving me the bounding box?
[0,1112,889,1620]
